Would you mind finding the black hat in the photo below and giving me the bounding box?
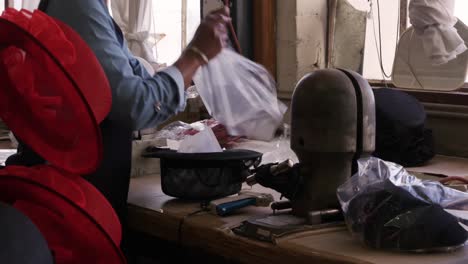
[0,202,53,264]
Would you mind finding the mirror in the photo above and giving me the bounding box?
[392,19,468,91]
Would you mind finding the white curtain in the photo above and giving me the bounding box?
[409,0,467,65]
[111,0,129,33]
[18,0,40,10]
[4,0,41,11]
[111,0,161,65]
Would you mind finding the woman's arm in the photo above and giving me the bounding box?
[44,0,229,130]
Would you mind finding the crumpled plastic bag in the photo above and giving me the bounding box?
[337,157,468,252]
[193,49,287,141]
[154,120,242,149]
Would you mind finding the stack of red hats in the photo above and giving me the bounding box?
[0,8,125,263]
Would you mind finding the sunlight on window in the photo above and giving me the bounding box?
[153,1,201,65]
[22,0,40,11]
[363,1,399,80]
[5,0,40,11]
[452,0,467,82]
[12,0,21,9]
[187,0,201,43]
[454,1,468,24]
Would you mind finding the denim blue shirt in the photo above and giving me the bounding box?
[45,0,186,130]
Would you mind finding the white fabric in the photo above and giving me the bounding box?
[22,0,40,11]
[111,0,129,33]
[111,0,160,63]
[409,0,467,65]
[178,126,222,153]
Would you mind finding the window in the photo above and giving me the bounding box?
[109,0,201,67]
[363,0,468,82]
[5,0,40,11]
[1,0,41,11]
[152,0,201,65]
[5,1,201,67]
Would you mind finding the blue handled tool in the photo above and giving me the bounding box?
[215,198,257,216]
[209,192,274,217]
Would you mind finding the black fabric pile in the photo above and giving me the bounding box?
[346,179,468,251]
[373,88,435,167]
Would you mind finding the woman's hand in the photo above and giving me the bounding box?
[174,7,231,88]
[188,6,231,61]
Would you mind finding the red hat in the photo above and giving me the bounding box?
[0,8,112,174]
[0,9,125,263]
[0,165,126,263]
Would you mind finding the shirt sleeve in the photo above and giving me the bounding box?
[45,0,186,130]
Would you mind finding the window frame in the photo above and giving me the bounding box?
[5,0,467,105]
[267,0,468,104]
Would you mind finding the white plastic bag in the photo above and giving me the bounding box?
[178,126,222,153]
[193,49,287,141]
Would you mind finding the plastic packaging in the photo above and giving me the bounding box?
[193,49,287,141]
[260,124,298,164]
[337,157,468,252]
[154,120,242,149]
[231,124,298,165]
[178,126,222,153]
[154,121,194,141]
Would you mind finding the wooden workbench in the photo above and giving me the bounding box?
[0,141,13,149]
[127,155,468,264]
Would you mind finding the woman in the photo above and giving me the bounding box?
[33,0,231,222]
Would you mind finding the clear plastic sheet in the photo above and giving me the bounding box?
[230,124,298,165]
[337,157,468,252]
[154,120,242,149]
[154,121,194,141]
[193,49,287,141]
[261,124,298,164]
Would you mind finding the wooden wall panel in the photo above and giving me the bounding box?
[252,0,276,78]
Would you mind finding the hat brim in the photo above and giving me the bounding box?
[0,166,125,263]
[0,18,104,174]
[143,147,263,161]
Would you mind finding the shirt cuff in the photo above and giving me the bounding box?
[159,66,187,111]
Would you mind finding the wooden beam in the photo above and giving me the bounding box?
[369,80,468,106]
[252,0,276,78]
[181,0,188,48]
[326,0,338,68]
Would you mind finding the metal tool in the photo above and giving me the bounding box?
[245,159,294,186]
[307,209,343,225]
[209,191,274,216]
[271,200,292,212]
